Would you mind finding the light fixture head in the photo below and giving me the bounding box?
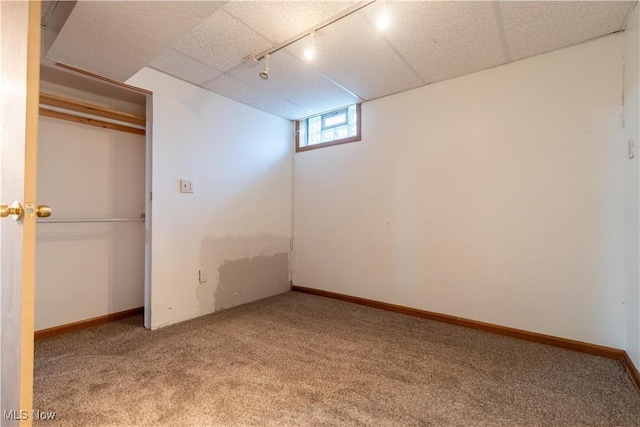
[377,12,390,30]
[303,48,315,61]
[303,32,316,61]
[259,54,270,80]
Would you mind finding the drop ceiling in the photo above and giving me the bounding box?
[43,1,636,120]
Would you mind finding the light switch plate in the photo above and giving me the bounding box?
[180,179,194,193]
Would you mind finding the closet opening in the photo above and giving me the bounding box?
[34,63,152,338]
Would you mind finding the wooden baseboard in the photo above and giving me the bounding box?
[623,352,640,392]
[34,307,143,341]
[293,284,640,392]
[291,285,625,361]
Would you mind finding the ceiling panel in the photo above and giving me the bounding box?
[500,1,633,61]
[229,50,361,115]
[47,0,637,120]
[287,11,423,101]
[150,49,220,86]
[224,1,356,44]
[363,1,508,85]
[203,74,314,120]
[47,1,223,81]
[173,9,272,73]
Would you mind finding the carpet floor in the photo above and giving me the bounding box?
[34,291,640,426]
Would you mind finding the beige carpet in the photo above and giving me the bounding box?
[34,291,640,426]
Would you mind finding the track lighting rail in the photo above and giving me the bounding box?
[253,0,377,61]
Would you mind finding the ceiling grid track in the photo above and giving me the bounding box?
[200,68,316,118]
[223,8,280,46]
[297,60,366,104]
[492,2,513,64]
[356,9,426,86]
[160,48,225,76]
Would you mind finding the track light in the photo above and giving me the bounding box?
[245,1,378,79]
[377,0,390,30]
[304,32,316,61]
[259,54,270,80]
[377,13,390,30]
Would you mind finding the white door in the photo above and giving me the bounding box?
[1,2,42,425]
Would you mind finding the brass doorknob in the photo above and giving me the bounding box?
[0,202,23,221]
[1,202,52,220]
[36,205,52,218]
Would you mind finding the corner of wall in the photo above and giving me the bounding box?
[623,3,640,368]
[127,67,293,330]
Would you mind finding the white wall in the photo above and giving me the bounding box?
[293,34,626,348]
[127,68,292,329]
[36,117,145,330]
[624,4,640,367]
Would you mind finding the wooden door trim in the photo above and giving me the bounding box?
[19,2,41,423]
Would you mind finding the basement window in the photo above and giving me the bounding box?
[296,104,361,152]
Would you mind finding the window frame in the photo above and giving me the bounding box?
[295,103,361,153]
[321,108,348,130]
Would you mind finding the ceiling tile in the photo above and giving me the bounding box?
[363,1,508,84]
[149,49,220,86]
[203,74,314,120]
[47,1,224,81]
[287,12,423,100]
[229,50,361,115]
[500,1,633,61]
[49,0,636,121]
[173,10,272,73]
[223,1,356,44]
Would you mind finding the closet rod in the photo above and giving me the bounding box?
[37,218,144,224]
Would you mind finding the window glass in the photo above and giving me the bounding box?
[322,109,347,129]
[296,104,361,152]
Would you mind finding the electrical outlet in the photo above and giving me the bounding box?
[199,269,207,283]
[180,179,194,193]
